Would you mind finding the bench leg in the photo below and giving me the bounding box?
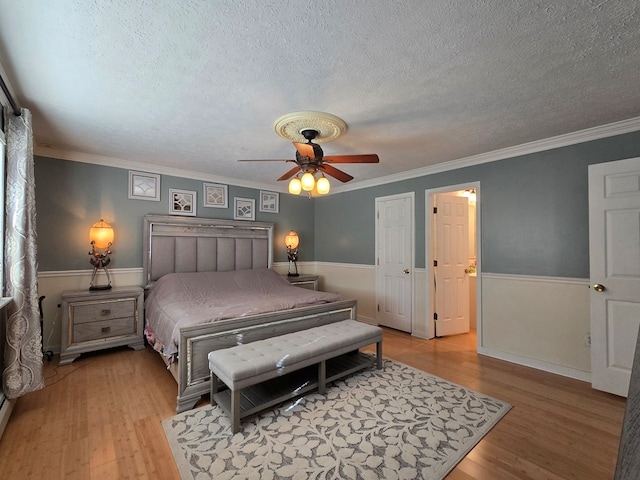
[231,389,241,433]
[318,361,326,395]
[376,340,383,369]
[210,373,219,406]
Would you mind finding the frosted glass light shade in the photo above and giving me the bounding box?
[288,177,302,195]
[316,176,330,194]
[285,230,299,249]
[301,172,315,191]
[90,219,114,249]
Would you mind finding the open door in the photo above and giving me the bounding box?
[590,156,640,397]
[433,193,470,337]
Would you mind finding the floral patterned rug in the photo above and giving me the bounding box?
[162,358,511,480]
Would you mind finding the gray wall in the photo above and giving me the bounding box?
[35,130,640,277]
[314,131,640,278]
[35,157,315,271]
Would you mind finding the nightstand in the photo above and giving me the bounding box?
[59,286,144,365]
[284,274,319,291]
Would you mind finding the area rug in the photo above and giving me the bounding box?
[162,358,511,480]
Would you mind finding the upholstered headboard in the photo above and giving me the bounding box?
[143,215,274,287]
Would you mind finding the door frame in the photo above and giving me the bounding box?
[425,182,482,345]
[375,191,415,333]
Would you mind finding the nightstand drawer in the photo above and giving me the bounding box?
[59,286,145,366]
[73,317,136,343]
[71,298,136,324]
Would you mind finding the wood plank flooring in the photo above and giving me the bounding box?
[0,328,626,479]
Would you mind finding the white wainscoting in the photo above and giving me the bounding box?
[479,273,592,382]
[310,262,429,334]
[38,267,593,383]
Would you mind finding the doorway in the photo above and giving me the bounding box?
[425,183,481,346]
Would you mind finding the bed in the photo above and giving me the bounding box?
[142,215,358,413]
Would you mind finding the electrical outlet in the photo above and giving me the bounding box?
[585,333,591,347]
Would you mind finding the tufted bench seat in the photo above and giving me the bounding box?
[208,319,383,432]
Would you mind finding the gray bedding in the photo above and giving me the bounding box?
[145,268,343,357]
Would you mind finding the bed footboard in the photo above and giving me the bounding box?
[173,299,358,413]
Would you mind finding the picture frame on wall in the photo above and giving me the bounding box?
[203,182,228,208]
[233,197,255,221]
[169,188,197,216]
[259,190,279,213]
[128,171,161,201]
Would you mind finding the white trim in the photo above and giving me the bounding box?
[478,346,591,383]
[37,267,144,277]
[313,261,375,270]
[34,145,288,193]
[482,272,589,286]
[0,397,14,441]
[33,116,640,197]
[332,115,640,194]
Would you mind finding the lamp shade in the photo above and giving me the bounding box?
[288,177,302,195]
[316,175,330,195]
[90,219,114,249]
[301,172,315,191]
[285,230,299,249]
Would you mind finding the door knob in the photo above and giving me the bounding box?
[404,269,410,274]
[593,284,606,292]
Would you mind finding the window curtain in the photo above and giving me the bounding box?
[2,107,43,398]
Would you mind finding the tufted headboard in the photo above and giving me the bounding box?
[142,215,274,287]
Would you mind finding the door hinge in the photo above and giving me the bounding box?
[377,304,380,312]
[433,312,438,320]
[433,260,438,267]
[433,207,437,214]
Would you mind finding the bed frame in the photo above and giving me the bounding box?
[143,215,358,413]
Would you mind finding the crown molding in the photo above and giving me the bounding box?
[34,115,640,196]
[33,145,288,193]
[332,115,640,194]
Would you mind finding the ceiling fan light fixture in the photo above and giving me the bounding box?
[301,172,315,191]
[316,175,330,195]
[288,177,302,195]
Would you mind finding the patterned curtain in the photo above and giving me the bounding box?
[2,108,43,398]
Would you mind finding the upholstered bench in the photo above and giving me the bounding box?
[208,319,383,433]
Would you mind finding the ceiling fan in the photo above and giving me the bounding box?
[238,111,379,195]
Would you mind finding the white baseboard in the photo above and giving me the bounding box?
[478,346,591,383]
[0,397,14,440]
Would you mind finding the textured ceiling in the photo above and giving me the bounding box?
[0,0,639,192]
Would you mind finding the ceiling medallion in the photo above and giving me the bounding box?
[273,111,348,143]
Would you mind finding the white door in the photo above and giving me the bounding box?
[589,156,640,397]
[434,193,469,336]
[376,193,414,332]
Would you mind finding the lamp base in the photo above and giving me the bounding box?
[89,285,112,291]
[287,273,300,277]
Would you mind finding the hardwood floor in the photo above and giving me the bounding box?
[0,328,626,479]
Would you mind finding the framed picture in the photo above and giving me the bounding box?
[128,171,160,201]
[203,182,228,208]
[233,197,255,221]
[169,189,196,216]
[259,190,279,213]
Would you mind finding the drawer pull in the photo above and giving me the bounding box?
[101,309,111,316]
[101,326,111,333]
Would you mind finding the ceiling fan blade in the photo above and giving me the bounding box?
[323,154,379,164]
[293,142,316,159]
[237,159,292,162]
[319,164,354,183]
[277,166,301,181]
[323,153,380,163]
